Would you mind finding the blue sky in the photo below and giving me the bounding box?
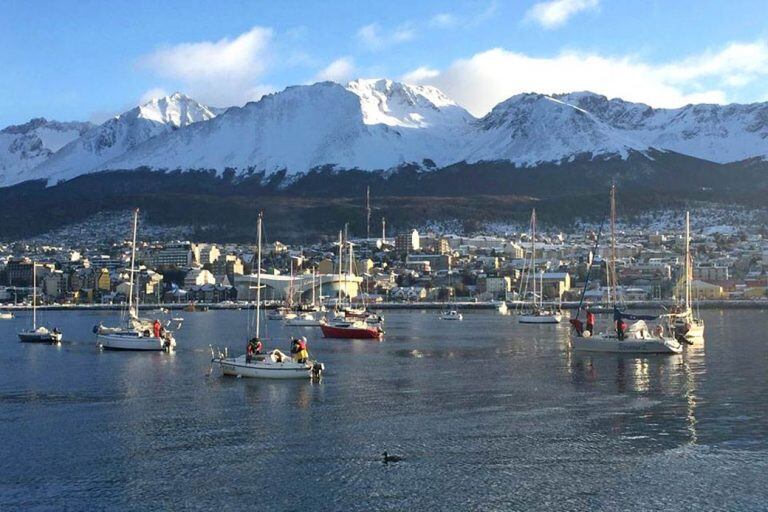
[2,0,768,125]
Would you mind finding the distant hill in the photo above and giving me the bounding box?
[1,150,766,242]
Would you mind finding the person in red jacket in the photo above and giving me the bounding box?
[586,310,596,334]
[152,319,161,338]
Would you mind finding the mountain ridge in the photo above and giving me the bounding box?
[2,82,768,187]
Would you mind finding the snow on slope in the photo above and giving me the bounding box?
[466,93,647,165]
[556,92,768,163]
[0,118,92,186]
[101,81,474,175]
[26,93,216,185]
[10,84,768,187]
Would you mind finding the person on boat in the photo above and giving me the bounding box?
[246,337,263,363]
[570,318,584,336]
[585,310,595,335]
[152,319,161,338]
[291,337,309,363]
[616,319,627,340]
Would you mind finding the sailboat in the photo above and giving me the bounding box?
[321,231,383,339]
[570,186,682,354]
[18,261,62,343]
[665,212,705,343]
[212,213,325,379]
[286,268,324,326]
[439,260,462,320]
[94,209,176,351]
[517,209,562,324]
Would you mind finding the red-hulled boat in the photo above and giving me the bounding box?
[320,320,383,339]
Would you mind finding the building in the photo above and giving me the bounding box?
[395,230,420,254]
[6,257,33,286]
[484,276,512,296]
[146,243,192,268]
[192,243,221,266]
[406,254,451,272]
[694,264,730,282]
[184,267,216,288]
[690,279,725,299]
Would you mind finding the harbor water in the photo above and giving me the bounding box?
[1,309,767,511]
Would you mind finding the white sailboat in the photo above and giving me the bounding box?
[439,259,462,321]
[286,269,324,326]
[212,213,325,379]
[571,186,682,354]
[18,261,62,344]
[95,209,176,351]
[518,209,562,324]
[665,212,705,343]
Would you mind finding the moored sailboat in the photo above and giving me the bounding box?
[517,209,562,324]
[570,186,681,354]
[665,212,705,343]
[18,261,62,344]
[95,209,176,351]
[212,213,324,378]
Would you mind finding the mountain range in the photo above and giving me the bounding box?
[2,79,768,188]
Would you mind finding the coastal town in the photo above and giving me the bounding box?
[2,213,766,310]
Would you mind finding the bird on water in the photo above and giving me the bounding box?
[382,451,403,463]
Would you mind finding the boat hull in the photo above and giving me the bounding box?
[214,357,317,379]
[518,313,562,324]
[320,324,382,339]
[19,331,62,343]
[97,333,170,351]
[573,335,682,354]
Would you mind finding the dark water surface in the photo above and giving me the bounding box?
[1,309,767,511]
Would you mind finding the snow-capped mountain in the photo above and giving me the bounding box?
[24,92,217,185]
[554,92,768,163]
[0,118,92,186]
[5,82,768,188]
[466,93,647,165]
[101,80,474,174]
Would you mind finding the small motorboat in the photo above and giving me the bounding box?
[0,311,14,320]
[439,310,463,321]
[19,326,62,344]
[321,319,383,339]
[211,348,324,379]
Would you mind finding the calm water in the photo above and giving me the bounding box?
[1,308,767,511]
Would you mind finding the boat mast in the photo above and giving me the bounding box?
[256,212,262,339]
[348,237,354,307]
[127,208,139,320]
[32,260,37,330]
[337,230,343,307]
[366,186,371,240]
[531,209,537,308]
[685,211,691,310]
[608,185,617,305]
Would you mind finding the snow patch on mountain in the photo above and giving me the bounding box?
[555,92,768,163]
[24,93,217,185]
[0,118,92,186]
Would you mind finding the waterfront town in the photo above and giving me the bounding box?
[1,217,765,309]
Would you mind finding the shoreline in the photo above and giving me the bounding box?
[2,299,768,312]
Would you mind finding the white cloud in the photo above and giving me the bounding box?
[356,23,415,50]
[430,13,458,28]
[525,0,599,29]
[315,57,356,83]
[403,42,768,116]
[400,66,440,84]
[139,87,170,104]
[139,26,275,107]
